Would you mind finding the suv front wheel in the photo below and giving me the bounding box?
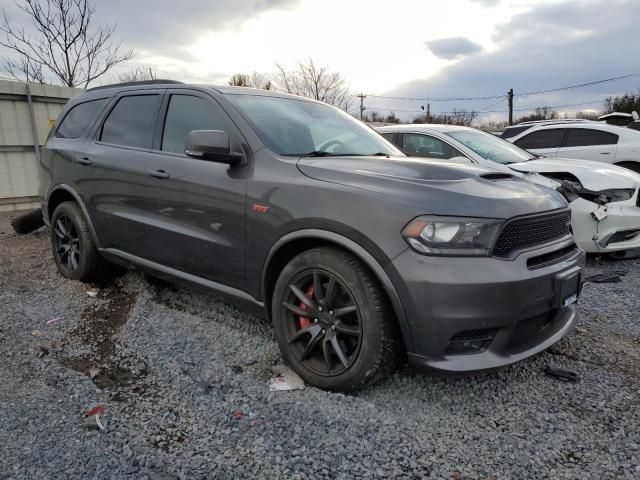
[50,201,106,282]
[272,247,400,391]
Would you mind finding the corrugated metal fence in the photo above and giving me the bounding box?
[0,80,82,211]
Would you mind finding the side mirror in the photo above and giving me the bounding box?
[185,130,243,165]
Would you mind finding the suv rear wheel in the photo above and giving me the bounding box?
[272,247,400,391]
[51,201,106,282]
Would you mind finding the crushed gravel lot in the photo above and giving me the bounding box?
[1,210,639,480]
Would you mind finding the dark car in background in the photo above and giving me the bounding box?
[39,81,584,391]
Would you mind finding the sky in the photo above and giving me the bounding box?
[1,0,639,122]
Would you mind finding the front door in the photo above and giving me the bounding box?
[140,90,248,290]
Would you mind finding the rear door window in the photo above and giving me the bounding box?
[563,129,619,147]
[161,94,233,154]
[501,125,532,139]
[99,94,161,149]
[55,99,107,139]
[514,129,565,149]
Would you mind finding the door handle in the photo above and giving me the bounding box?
[73,156,92,166]
[148,169,170,179]
[600,152,611,155]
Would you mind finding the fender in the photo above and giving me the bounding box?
[262,229,414,352]
[47,184,102,249]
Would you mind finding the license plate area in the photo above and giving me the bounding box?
[554,267,582,308]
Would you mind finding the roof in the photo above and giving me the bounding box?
[377,123,473,132]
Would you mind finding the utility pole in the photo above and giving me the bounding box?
[426,102,431,123]
[508,88,514,126]
[357,93,366,120]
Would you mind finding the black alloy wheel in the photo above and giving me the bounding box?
[53,213,81,274]
[282,269,363,376]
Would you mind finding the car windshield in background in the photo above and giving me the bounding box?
[446,129,535,164]
[226,94,402,157]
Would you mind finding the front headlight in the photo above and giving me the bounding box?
[598,188,635,203]
[402,216,503,256]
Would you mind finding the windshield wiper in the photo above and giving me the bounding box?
[298,151,334,157]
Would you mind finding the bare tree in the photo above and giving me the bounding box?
[273,58,350,107]
[0,0,134,87]
[412,108,477,126]
[228,71,271,90]
[118,66,157,83]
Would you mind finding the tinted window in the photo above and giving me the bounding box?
[381,132,394,143]
[56,99,107,139]
[514,129,564,149]
[564,129,619,147]
[100,95,160,149]
[402,133,463,159]
[162,95,232,154]
[501,125,532,139]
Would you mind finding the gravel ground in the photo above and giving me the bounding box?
[1,210,639,480]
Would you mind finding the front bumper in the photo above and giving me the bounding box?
[570,198,640,253]
[387,238,585,372]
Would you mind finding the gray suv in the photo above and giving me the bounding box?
[40,81,585,391]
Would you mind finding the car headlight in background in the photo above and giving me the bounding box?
[402,216,503,256]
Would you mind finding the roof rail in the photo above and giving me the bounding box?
[87,79,184,92]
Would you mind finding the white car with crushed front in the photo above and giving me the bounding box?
[378,124,640,254]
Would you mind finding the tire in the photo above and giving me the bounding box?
[11,208,45,234]
[50,201,106,282]
[272,247,400,392]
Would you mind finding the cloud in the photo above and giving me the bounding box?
[379,0,640,120]
[425,37,483,60]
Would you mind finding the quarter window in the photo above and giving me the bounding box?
[161,95,232,154]
[56,99,107,139]
[402,133,463,159]
[514,129,565,149]
[564,129,619,147]
[100,95,161,149]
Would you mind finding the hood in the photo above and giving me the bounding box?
[297,156,567,219]
[509,157,640,190]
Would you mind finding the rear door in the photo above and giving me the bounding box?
[557,128,619,163]
[139,89,248,289]
[513,128,564,157]
[81,90,163,257]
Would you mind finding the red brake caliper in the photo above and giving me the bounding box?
[298,285,315,329]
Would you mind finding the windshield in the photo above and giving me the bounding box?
[446,129,534,164]
[226,94,402,157]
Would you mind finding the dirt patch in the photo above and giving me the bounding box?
[57,282,149,396]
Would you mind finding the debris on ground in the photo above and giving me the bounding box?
[584,271,626,284]
[543,366,580,383]
[269,366,305,391]
[231,409,244,420]
[10,208,45,234]
[46,316,63,325]
[83,405,105,430]
[88,367,102,379]
[86,290,98,298]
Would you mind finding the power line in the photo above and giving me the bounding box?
[366,98,606,116]
[363,72,640,102]
[365,93,506,102]
[516,72,640,97]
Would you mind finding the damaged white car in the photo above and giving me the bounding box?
[377,124,640,254]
